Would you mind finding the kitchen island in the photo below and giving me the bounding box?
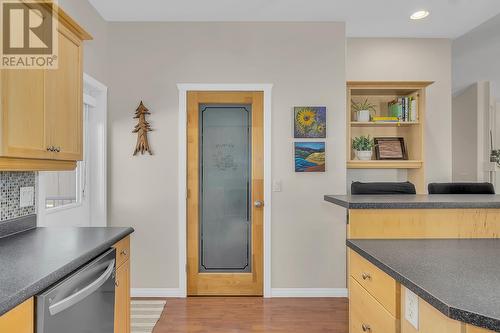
[347,238,500,332]
[324,194,500,238]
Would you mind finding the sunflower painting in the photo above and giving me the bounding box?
[294,106,326,138]
[294,142,325,172]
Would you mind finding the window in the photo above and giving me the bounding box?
[43,104,88,210]
[44,170,78,208]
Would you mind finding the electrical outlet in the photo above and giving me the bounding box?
[272,180,282,192]
[405,287,419,330]
[19,186,35,208]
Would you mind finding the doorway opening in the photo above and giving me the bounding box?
[178,84,272,297]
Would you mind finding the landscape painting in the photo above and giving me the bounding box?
[294,106,326,138]
[294,142,325,172]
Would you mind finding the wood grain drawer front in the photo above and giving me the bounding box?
[350,250,399,318]
[0,298,34,333]
[350,278,397,333]
[114,236,130,268]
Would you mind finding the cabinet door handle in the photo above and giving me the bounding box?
[120,249,128,256]
[55,146,61,152]
[361,273,371,280]
[362,324,371,332]
[47,146,54,152]
[115,280,119,287]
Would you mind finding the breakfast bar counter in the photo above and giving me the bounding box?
[324,194,500,239]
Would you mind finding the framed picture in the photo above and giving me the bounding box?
[294,142,325,172]
[294,106,326,138]
[374,137,408,160]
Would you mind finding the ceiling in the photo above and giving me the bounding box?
[88,0,500,38]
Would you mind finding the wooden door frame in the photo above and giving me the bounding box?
[177,84,273,298]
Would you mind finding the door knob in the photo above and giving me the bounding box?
[254,200,264,208]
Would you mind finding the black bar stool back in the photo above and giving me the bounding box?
[427,182,495,194]
[351,181,416,195]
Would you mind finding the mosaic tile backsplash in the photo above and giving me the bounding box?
[0,172,37,221]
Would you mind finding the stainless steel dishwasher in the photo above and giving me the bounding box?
[36,248,116,333]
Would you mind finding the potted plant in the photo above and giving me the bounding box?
[352,135,374,160]
[351,99,377,122]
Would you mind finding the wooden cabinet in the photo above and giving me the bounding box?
[115,260,130,333]
[350,277,398,333]
[350,250,400,317]
[0,70,49,160]
[45,24,84,161]
[114,236,131,333]
[348,250,497,333]
[400,287,496,333]
[466,325,496,333]
[348,250,399,333]
[0,6,91,171]
[0,298,34,333]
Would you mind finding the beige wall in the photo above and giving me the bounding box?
[452,84,479,181]
[55,2,455,290]
[107,22,347,289]
[58,0,109,84]
[453,14,500,100]
[346,38,453,185]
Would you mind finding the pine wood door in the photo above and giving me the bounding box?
[187,91,264,296]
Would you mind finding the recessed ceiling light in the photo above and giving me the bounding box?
[410,10,430,20]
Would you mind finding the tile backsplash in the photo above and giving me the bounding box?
[0,172,37,221]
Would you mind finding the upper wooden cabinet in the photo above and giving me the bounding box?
[0,6,91,171]
[45,24,84,161]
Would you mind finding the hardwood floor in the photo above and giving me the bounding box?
[151,297,348,333]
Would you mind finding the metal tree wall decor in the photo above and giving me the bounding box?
[133,101,153,155]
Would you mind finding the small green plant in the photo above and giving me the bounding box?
[352,135,374,151]
[351,99,377,112]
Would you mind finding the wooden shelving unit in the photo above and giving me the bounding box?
[347,81,433,193]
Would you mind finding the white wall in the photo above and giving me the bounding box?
[106,22,347,290]
[452,84,479,181]
[347,38,453,186]
[453,14,500,100]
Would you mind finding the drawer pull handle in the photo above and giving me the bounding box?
[361,273,371,280]
[47,146,54,152]
[120,249,128,256]
[362,324,371,332]
[55,146,61,152]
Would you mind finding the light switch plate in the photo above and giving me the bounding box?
[19,186,35,208]
[405,287,419,330]
[272,180,282,192]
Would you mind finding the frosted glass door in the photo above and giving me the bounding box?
[199,104,251,272]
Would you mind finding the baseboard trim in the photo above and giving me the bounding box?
[131,288,186,298]
[131,288,348,298]
[270,288,348,297]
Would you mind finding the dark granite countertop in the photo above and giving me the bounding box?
[0,226,134,316]
[324,194,500,209]
[347,239,500,332]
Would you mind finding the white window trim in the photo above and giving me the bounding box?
[176,83,273,298]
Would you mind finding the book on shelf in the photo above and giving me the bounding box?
[371,116,399,122]
[388,97,418,122]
